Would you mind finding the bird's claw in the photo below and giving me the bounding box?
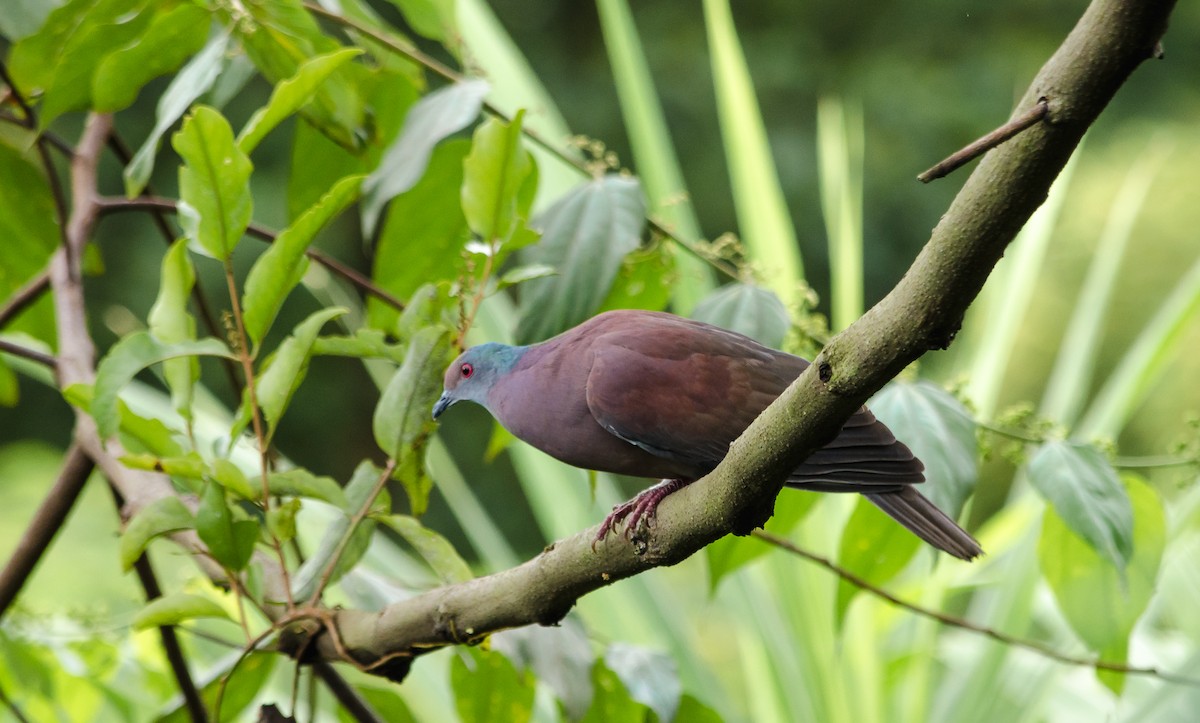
[591,478,690,549]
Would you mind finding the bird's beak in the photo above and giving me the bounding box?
[431,392,452,420]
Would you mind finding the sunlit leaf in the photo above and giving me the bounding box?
[581,660,648,723]
[148,239,199,423]
[451,648,535,723]
[311,328,407,363]
[869,380,978,517]
[361,78,489,235]
[515,175,645,343]
[385,0,458,44]
[92,3,212,112]
[598,242,675,313]
[237,48,365,155]
[119,496,194,571]
[291,461,385,600]
[125,30,230,197]
[196,480,258,571]
[132,593,230,630]
[373,326,453,458]
[496,264,556,291]
[91,333,232,442]
[1027,440,1133,571]
[1039,475,1165,693]
[268,469,347,509]
[461,109,536,248]
[382,514,473,584]
[212,458,257,500]
[834,497,921,623]
[172,106,254,261]
[691,282,789,348]
[255,307,347,438]
[242,175,362,348]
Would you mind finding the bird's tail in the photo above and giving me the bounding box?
[865,487,983,561]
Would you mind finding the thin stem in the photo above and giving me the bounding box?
[0,339,56,369]
[306,458,396,608]
[0,269,50,329]
[752,530,1200,687]
[0,680,30,723]
[918,99,1050,183]
[312,661,385,723]
[131,555,209,723]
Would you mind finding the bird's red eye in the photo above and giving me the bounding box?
[460,363,474,379]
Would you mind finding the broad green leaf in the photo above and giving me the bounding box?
[266,499,302,544]
[1027,440,1134,571]
[124,30,230,197]
[706,491,815,592]
[675,695,724,723]
[92,333,232,442]
[291,461,386,600]
[237,48,365,155]
[227,0,365,150]
[8,0,116,94]
[0,142,60,308]
[172,106,254,261]
[373,326,454,457]
[196,480,258,571]
[132,593,230,630]
[92,3,211,112]
[148,239,199,423]
[242,175,363,347]
[368,141,471,332]
[581,660,650,723]
[212,458,257,500]
[65,384,184,457]
[451,649,535,723]
[691,282,790,348]
[386,0,458,44]
[494,622,594,720]
[268,469,347,509]
[119,496,194,570]
[703,0,803,302]
[118,452,206,480]
[604,643,681,722]
[382,514,473,584]
[19,0,153,128]
[869,381,978,517]
[311,328,407,363]
[495,264,556,291]
[599,242,675,313]
[361,79,489,235]
[461,110,534,244]
[255,307,347,438]
[834,497,921,623]
[515,175,645,344]
[1039,476,1165,693]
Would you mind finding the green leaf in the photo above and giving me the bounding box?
[581,660,650,723]
[515,175,645,344]
[868,381,978,517]
[362,79,489,235]
[291,461,384,600]
[703,0,804,301]
[381,514,473,584]
[1027,440,1134,571]
[172,105,254,261]
[148,239,199,423]
[385,0,458,44]
[599,242,675,313]
[834,497,921,623]
[0,358,17,407]
[266,499,302,544]
[691,282,790,348]
[255,308,347,437]
[1039,475,1165,693]
[212,458,257,500]
[132,593,231,630]
[495,264,556,291]
[368,141,471,332]
[124,30,230,197]
[451,649,535,723]
[196,481,258,571]
[92,3,212,112]
[311,328,407,363]
[119,496,194,571]
[604,643,681,722]
[0,142,60,310]
[237,48,365,155]
[373,326,453,457]
[268,469,347,509]
[705,491,815,592]
[242,175,363,347]
[461,110,535,244]
[92,333,232,442]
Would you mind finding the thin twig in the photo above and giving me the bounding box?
[95,196,406,310]
[302,1,740,282]
[752,529,1200,687]
[0,269,50,329]
[918,99,1050,183]
[131,554,209,722]
[0,445,93,617]
[0,679,30,723]
[0,339,56,369]
[0,62,35,127]
[312,661,385,723]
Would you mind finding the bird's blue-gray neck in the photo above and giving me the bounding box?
[473,342,529,375]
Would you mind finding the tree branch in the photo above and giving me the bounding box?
[282,0,1176,677]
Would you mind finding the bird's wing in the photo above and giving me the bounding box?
[584,323,803,472]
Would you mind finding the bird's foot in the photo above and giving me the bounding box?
[593,478,692,547]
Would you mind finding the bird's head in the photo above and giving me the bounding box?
[432,342,526,420]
